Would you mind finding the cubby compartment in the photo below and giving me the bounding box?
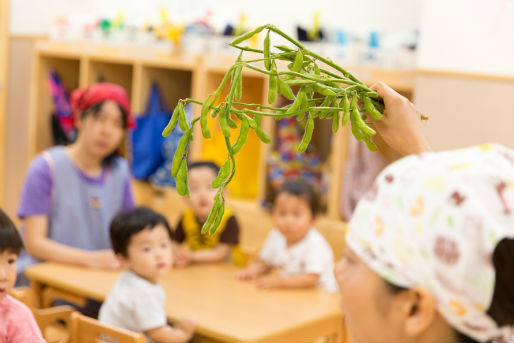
[198,70,268,200]
[138,65,193,114]
[86,60,134,97]
[263,94,336,214]
[32,56,80,156]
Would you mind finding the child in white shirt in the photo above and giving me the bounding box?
[235,181,338,292]
[99,207,195,343]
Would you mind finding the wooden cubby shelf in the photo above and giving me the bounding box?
[28,40,415,257]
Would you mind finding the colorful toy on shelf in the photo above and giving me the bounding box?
[153,7,185,46]
[234,13,247,37]
[267,114,326,205]
[48,70,75,143]
[307,11,321,41]
[297,11,325,42]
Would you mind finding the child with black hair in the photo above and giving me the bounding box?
[99,207,195,343]
[0,208,46,343]
[235,180,338,292]
[172,161,243,267]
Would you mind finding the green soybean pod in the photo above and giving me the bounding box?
[200,95,213,139]
[212,160,230,188]
[297,88,313,121]
[350,113,365,141]
[363,96,383,120]
[171,130,191,177]
[292,49,303,73]
[285,80,316,86]
[246,116,257,129]
[314,84,336,96]
[176,159,188,196]
[185,172,190,197]
[276,52,295,62]
[363,91,380,99]
[238,112,256,129]
[230,25,266,45]
[227,113,238,129]
[325,96,338,120]
[209,201,225,235]
[163,104,180,136]
[352,106,376,136]
[264,30,271,71]
[274,45,293,52]
[211,107,220,119]
[234,65,243,101]
[201,199,220,234]
[297,107,306,122]
[254,115,271,143]
[283,74,295,82]
[297,114,314,153]
[277,76,295,101]
[268,73,278,104]
[232,118,250,154]
[319,96,333,119]
[314,63,321,76]
[178,102,189,131]
[340,93,350,126]
[363,135,378,152]
[332,110,340,133]
[219,106,231,138]
[286,87,305,116]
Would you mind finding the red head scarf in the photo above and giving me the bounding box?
[70,83,135,128]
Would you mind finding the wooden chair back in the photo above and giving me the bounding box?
[70,312,146,343]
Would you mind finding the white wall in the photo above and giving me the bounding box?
[10,0,422,37]
[417,0,514,76]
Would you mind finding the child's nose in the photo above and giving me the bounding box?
[0,267,7,279]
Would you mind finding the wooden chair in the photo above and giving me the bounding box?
[41,286,87,308]
[9,286,38,308]
[70,312,146,343]
[10,287,75,343]
[34,305,75,343]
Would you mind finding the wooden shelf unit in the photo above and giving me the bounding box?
[0,0,8,206]
[27,40,415,252]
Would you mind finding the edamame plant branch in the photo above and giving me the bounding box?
[163,24,386,234]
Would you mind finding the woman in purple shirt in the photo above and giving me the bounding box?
[17,83,136,284]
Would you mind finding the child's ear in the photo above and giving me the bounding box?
[116,254,130,269]
[74,114,83,130]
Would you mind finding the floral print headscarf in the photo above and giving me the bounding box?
[347,144,514,343]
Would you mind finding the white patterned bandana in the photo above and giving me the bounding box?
[347,144,514,343]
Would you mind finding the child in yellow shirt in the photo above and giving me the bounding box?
[172,161,244,267]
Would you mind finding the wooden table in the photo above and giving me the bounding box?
[26,262,345,343]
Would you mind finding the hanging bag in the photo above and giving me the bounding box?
[131,83,171,179]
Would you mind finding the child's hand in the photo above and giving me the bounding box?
[178,318,196,338]
[86,250,120,269]
[173,248,192,268]
[256,274,282,290]
[235,267,259,281]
